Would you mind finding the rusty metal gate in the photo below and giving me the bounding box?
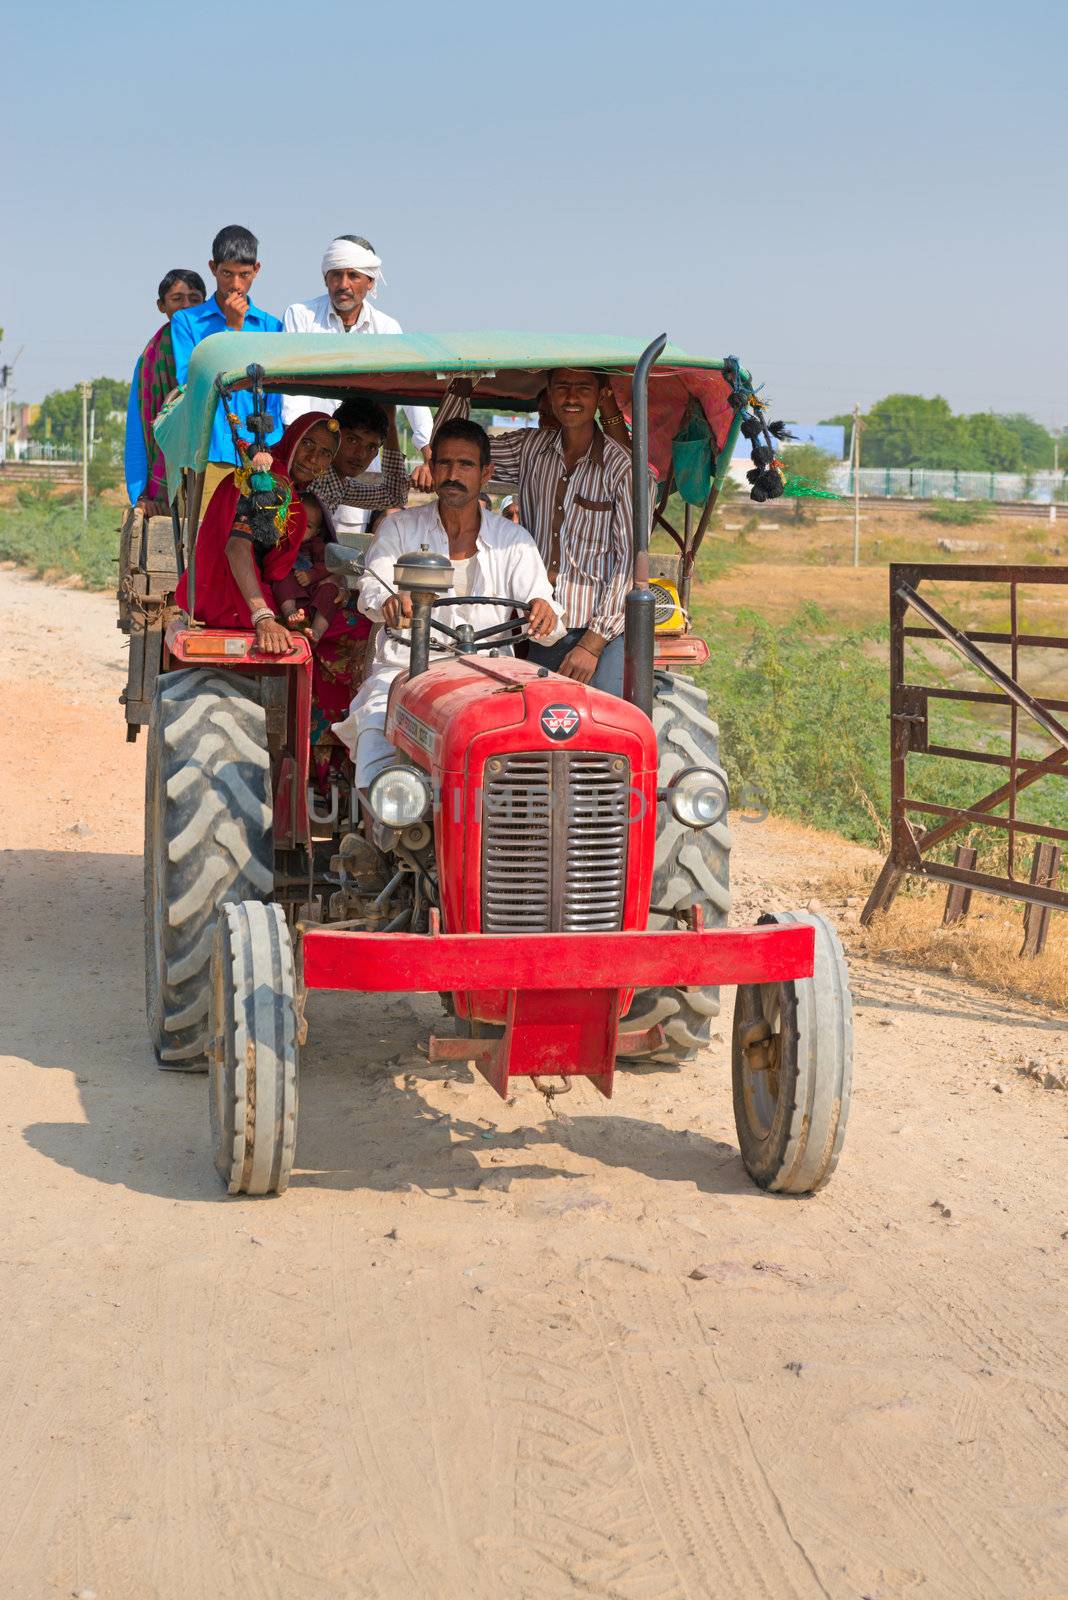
[861,563,1068,935]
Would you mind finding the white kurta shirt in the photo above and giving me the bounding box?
[332,501,565,756]
[280,293,434,448]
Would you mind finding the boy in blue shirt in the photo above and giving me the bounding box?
[170,225,283,512]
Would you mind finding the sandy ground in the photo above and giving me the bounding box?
[0,566,1066,1600]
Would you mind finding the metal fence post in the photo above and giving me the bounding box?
[1020,843,1062,958]
[942,846,978,925]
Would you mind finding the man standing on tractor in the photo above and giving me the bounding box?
[170,225,284,515]
[281,235,435,492]
[434,371,634,693]
[124,267,206,514]
[333,418,564,792]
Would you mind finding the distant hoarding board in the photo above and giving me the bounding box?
[733,423,845,460]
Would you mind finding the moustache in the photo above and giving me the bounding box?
[439,481,466,492]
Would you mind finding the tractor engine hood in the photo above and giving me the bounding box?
[384,655,660,968]
[384,654,658,779]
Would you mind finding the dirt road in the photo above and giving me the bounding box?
[0,566,1065,1600]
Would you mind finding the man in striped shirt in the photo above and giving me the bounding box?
[434,370,634,693]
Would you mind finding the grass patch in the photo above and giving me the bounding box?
[693,602,1066,852]
[696,603,891,843]
[920,499,994,526]
[0,495,120,590]
[816,856,1067,1010]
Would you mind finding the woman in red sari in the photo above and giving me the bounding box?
[174,411,339,653]
[175,411,374,786]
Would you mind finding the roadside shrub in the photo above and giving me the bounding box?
[921,500,993,526]
[698,604,1064,848]
[16,479,57,509]
[0,500,119,588]
[700,604,890,842]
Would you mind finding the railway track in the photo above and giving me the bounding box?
[853,495,1063,520]
[0,460,80,484]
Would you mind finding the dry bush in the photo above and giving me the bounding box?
[817,859,1067,1011]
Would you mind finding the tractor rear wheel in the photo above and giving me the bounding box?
[732,911,853,1193]
[622,672,732,1064]
[209,901,299,1195]
[145,669,273,1069]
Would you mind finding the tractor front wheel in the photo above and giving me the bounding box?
[145,668,274,1068]
[732,911,853,1194]
[209,901,299,1196]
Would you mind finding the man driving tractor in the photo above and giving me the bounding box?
[434,369,634,692]
[333,417,564,791]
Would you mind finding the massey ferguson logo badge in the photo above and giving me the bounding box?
[540,703,579,741]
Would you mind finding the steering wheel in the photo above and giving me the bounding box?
[385,596,534,655]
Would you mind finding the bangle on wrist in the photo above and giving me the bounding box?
[578,630,605,659]
[600,412,625,428]
[250,606,274,626]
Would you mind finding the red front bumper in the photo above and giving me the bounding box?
[302,921,813,993]
[301,920,815,1100]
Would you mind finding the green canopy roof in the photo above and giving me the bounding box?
[155,329,740,488]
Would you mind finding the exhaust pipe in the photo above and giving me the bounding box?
[623,332,668,719]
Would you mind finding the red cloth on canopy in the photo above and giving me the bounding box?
[607,368,735,483]
[174,413,330,625]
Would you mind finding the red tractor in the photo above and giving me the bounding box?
[144,331,852,1196]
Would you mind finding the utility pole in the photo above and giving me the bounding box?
[851,403,862,567]
[1051,428,1063,527]
[0,342,23,466]
[81,380,91,521]
[0,365,10,466]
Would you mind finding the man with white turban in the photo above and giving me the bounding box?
[281,235,434,495]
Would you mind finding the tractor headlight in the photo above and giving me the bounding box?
[668,766,729,829]
[367,765,432,828]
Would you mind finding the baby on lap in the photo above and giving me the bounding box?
[271,493,345,644]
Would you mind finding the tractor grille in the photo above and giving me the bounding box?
[481,751,630,933]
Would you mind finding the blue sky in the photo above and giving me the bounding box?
[3,0,1066,426]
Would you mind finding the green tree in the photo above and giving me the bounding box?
[87,415,124,494]
[993,413,1056,470]
[780,442,835,521]
[780,442,833,489]
[820,398,1058,473]
[861,394,965,469]
[30,377,129,447]
[959,412,1024,473]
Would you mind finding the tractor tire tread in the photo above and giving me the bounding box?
[145,669,273,1069]
[732,911,853,1194]
[622,672,732,1065]
[210,901,298,1196]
